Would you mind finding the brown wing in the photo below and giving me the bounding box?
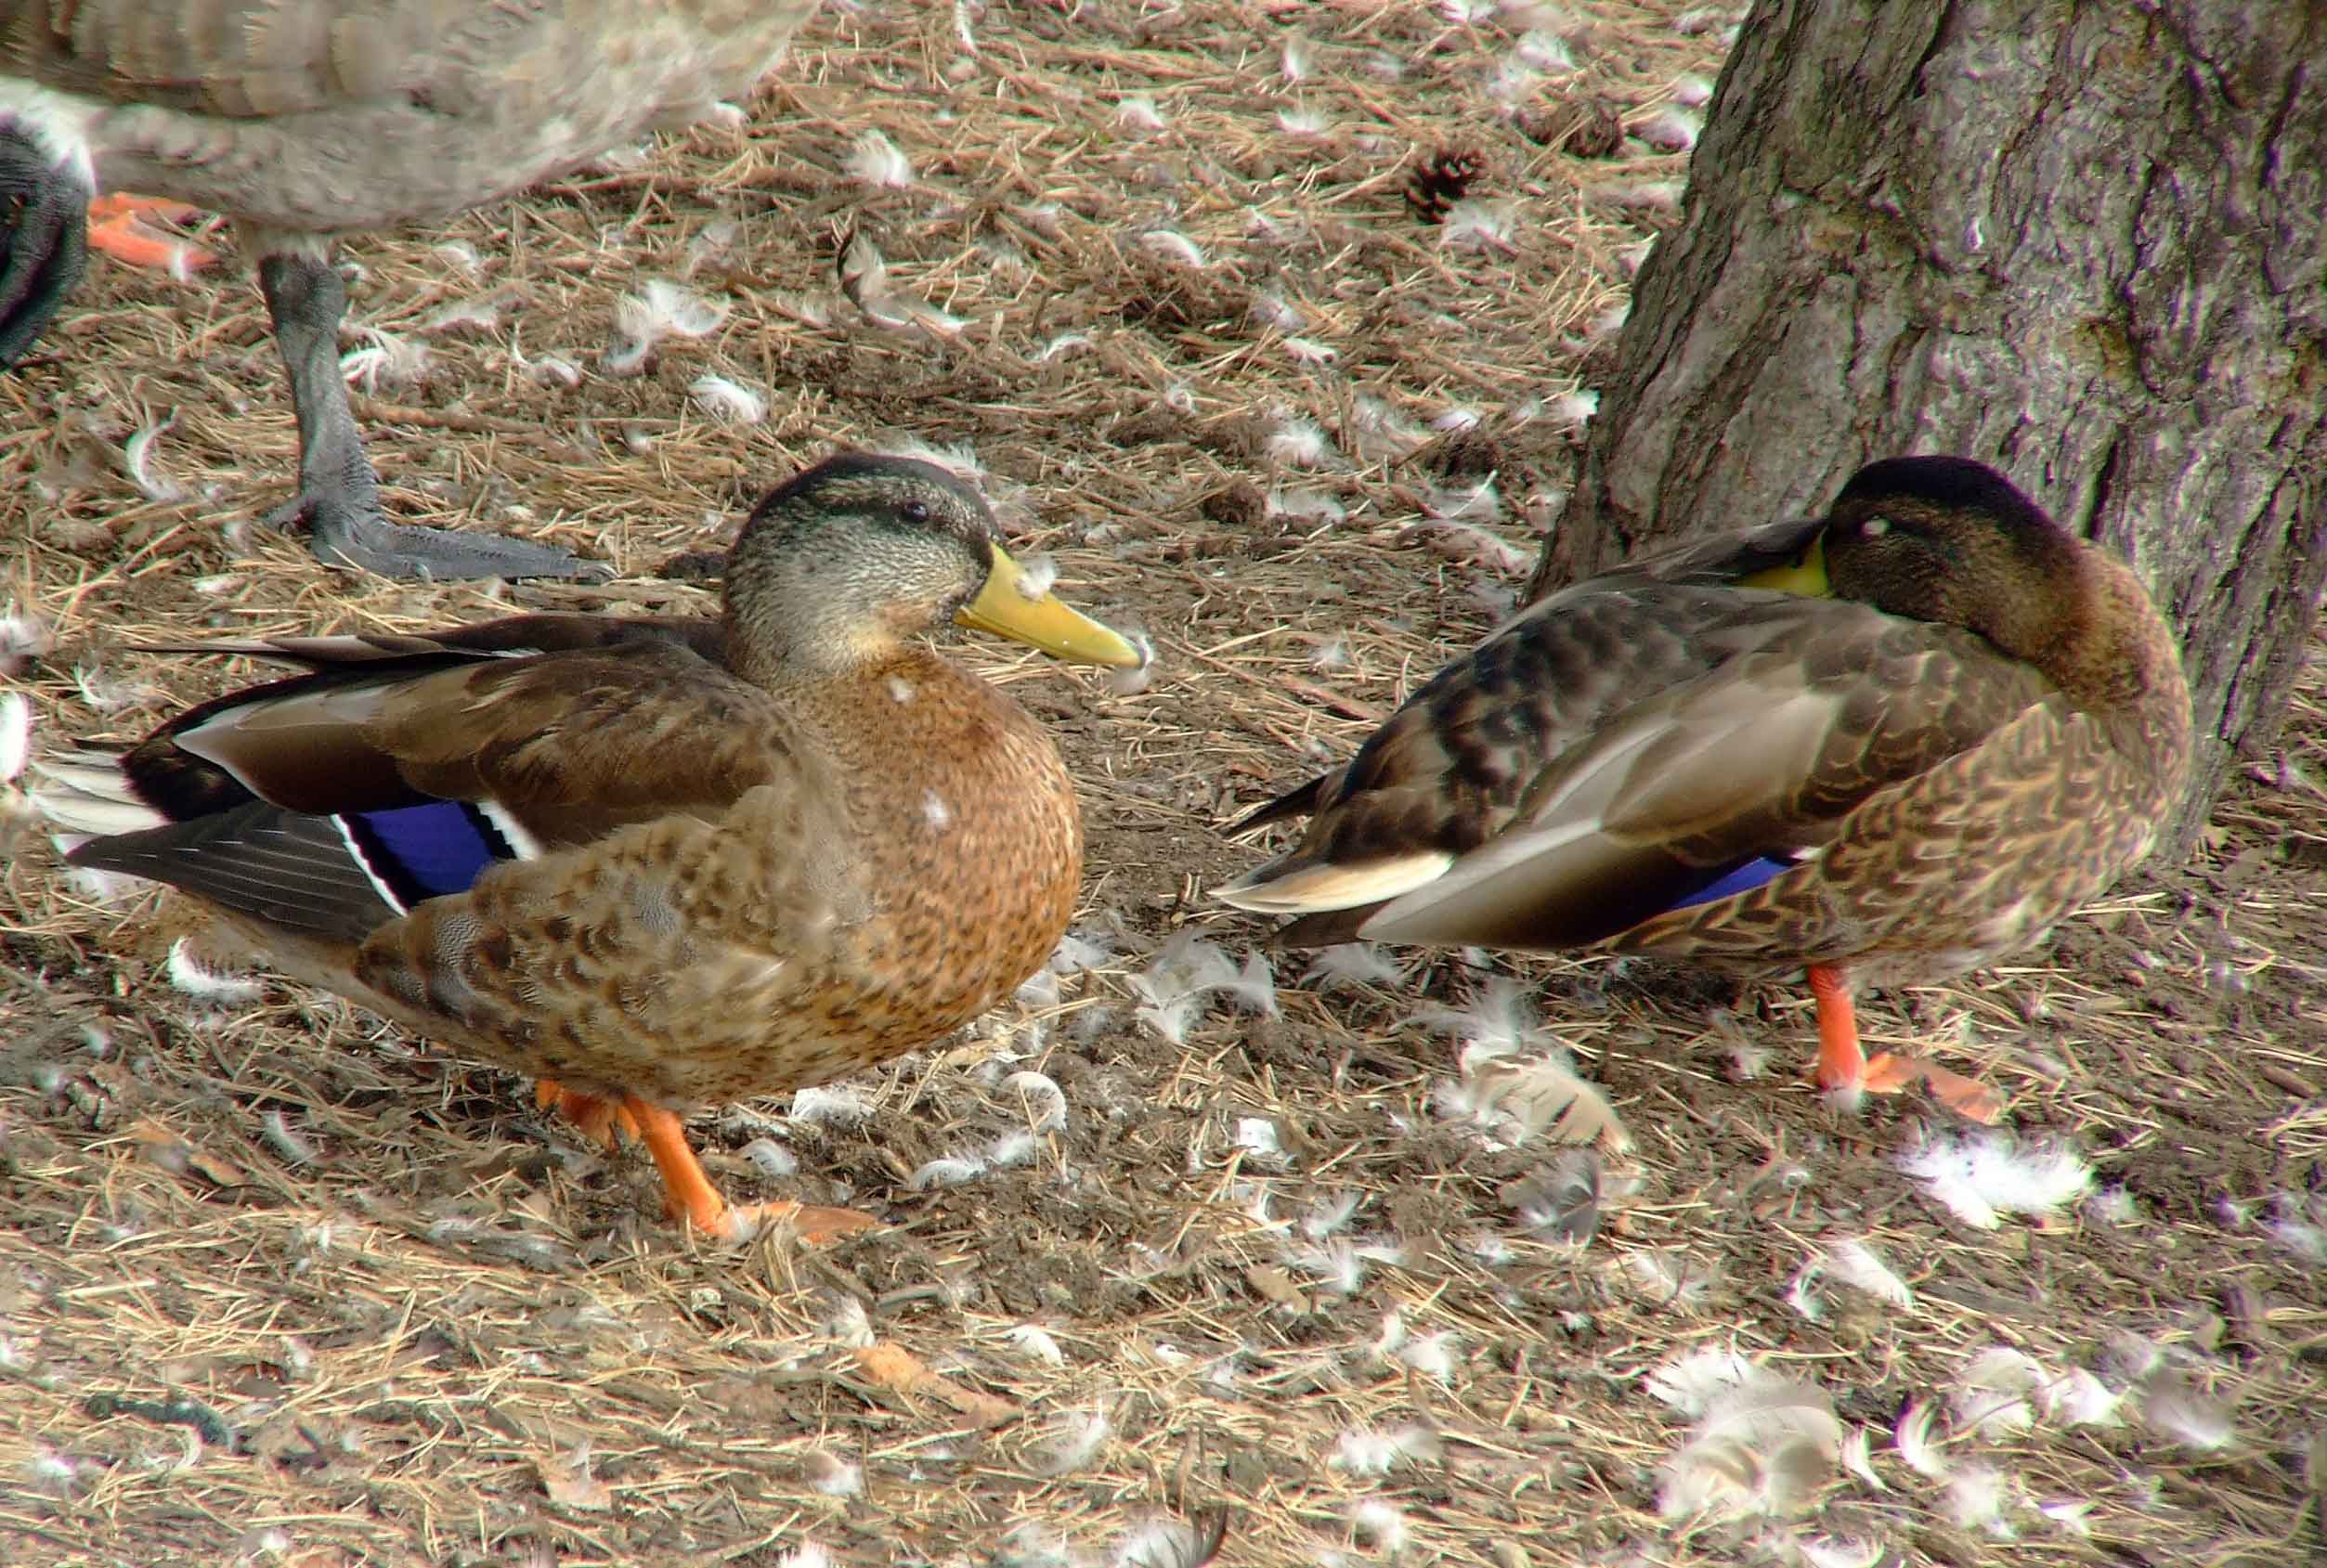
[1222,516,1837,853]
[68,614,861,963]
[164,634,785,851]
[116,616,724,823]
[1220,577,1819,912]
[1224,586,2059,952]
[1358,610,2059,950]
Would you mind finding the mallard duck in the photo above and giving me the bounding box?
[1216,457,2193,1121]
[37,453,1145,1238]
[0,0,819,580]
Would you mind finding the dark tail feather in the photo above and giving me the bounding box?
[1222,775,1325,839]
[69,801,399,944]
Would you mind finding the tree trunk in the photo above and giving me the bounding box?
[1526,0,2326,848]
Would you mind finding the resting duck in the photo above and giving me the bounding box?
[1216,457,2193,1122]
[0,0,819,580]
[38,453,1145,1238]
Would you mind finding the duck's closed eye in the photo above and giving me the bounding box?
[1861,515,1893,538]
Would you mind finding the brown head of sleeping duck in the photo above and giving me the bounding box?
[1218,456,2194,1121]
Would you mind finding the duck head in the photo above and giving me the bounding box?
[722,453,1144,680]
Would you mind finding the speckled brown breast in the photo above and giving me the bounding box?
[1602,549,2195,986]
[769,649,1086,1099]
[338,646,1082,1108]
[1606,693,2177,986]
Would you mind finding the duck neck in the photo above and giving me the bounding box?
[2041,555,2194,788]
[722,601,897,685]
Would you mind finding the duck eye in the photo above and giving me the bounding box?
[1861,515,1892,538]
[900,499,931,525]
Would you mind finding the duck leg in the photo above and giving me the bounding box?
[255,250,607,581]
[533,1082,877,1239]
[1807,965,2003,1123]
[85,195,218,276]
[533,1107,949,1393]
[0,124,89,367]
[626,1097,880,1243]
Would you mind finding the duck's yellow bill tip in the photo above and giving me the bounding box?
[1736,532,1833,597]
[957,544,1148,667]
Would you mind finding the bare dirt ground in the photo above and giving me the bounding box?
[1,4,2321,1565]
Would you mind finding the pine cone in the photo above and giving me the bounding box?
[1405,147,1486,225]
[1427,426,1506,483]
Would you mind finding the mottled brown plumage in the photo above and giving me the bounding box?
[42,454,1144,1238]
[1218,457,2193,1120]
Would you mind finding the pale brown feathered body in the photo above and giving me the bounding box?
[45,457,1140,1233]
[1610,606,2182,988]
[219,642,1083,1108]
[1222,458,2193,998]
[0,0,816,245]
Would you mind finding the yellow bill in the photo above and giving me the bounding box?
[1736,532,1833,597]
[956,544,1148,667]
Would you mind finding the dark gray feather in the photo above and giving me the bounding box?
[67,801,399,944]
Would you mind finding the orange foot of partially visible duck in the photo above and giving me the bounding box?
[1809,965,2005,1123]
[535,1079,880,1242]
[87,195,220,278]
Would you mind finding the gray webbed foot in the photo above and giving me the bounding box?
[257,250,610,581]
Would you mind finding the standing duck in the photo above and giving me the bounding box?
[1216,457,2193,1122]
[37,454,1146,1238]
[0,0,819,580]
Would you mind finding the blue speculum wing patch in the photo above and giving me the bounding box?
[344,801,514,907]
[1663,854,1794,913]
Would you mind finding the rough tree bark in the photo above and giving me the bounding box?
[1527,0,2325,846]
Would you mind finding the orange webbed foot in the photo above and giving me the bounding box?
[86,195,220,278]
[1806,965,2004,1123]
[1861,1053,2006,1123]
[626,1097,878,1243]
